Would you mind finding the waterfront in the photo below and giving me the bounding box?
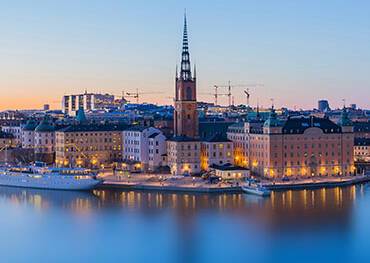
[0,186,369,263]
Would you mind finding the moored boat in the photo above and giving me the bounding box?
[0,164,102,191]
[242,184,271,197]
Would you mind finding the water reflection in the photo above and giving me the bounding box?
[0,186,99,214]
[0,185,362,230]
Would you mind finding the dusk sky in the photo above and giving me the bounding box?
[1,0,369,110]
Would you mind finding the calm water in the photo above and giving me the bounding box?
[1,185,370,263]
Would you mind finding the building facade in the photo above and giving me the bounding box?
[148,132,167,172]
[0,132,17,149]
[1,125,21,146]
[200,134,233,170]
[62,92,119,116]
[167,137,201,175]
[55,124,125,168]
[34,118,56,164]
[122,126,162,170]
[227,109,355,178]
[21,119,38,149]
[354,138,370,162]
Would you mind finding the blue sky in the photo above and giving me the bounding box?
[0,0,369,110]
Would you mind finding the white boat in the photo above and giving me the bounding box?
[242,184,271,197]
[0,164,102,191]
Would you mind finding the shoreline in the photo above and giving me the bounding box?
[98,174,370,194]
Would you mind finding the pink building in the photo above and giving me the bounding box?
[228,109,355,178]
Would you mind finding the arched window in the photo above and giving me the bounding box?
[186,87,192,100]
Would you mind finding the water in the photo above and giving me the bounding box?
[0,185,369,263]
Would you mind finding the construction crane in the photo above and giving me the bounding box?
[214,81,264,108]
[243,83,264,106]
[199,84,231,106]
[126,88,164,104]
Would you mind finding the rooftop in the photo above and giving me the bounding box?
[148,132,160,139]
[204,133,231,143]
[354,138,370,146]
[59,123,128,133]
[167,135,199,142]
[282,116,342,134]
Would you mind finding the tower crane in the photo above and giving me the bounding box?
[243,84,264,107]
[214,81,264,108]
[125,88,164,104]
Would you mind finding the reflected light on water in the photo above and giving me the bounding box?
[0,184,369,263]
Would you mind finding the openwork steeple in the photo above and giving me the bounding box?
[180,12,192,80]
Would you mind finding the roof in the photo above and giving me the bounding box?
[353,121,370,133]
[35,119,55,132]
[264,108,281,127]
[125,126,148,132]
[354,138,370,146]
[227,122,245,134]
[210,163,248,171]
[199,121,234,140]
[204,133,231,143]
[282,116,341,134]
[23,119,38,131]
[167,135,199,142]
[76,108,87,122]
[148,132,160,139]
[58,124,128,133]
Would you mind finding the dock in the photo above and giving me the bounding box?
[98,173,370,194]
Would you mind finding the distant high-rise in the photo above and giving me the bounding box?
[43,104,50,111]
[318,100,330,112]
[173,13,198,138]
[62,92,115,116]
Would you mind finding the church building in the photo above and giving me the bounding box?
[167,13,201,175]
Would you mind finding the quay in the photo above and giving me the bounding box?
[263,174,370,191]
[99,174,241,193]
[98,173,370,194]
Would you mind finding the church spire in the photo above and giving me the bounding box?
[180,11,192,80]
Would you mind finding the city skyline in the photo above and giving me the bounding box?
[1,1,370,110]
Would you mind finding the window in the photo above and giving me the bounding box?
[186,87,192,100]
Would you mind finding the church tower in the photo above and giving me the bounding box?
[174,13,198,138]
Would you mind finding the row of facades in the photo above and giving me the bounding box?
[1,109,368,178]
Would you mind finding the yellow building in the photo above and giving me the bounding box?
[0,132,17,149]
[354,138,370,162]
[55,124,126,168]
[167,136,201,176]
[200,134,233,170]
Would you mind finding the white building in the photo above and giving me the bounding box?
[123,126,162,170]
[212,164,250,180]
[62,92,115,116]
[34,119,55,163]
[21,119,38,149]
[148,132,167,171]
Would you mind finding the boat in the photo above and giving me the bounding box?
[0,164,102,191]
[242,184,271,197]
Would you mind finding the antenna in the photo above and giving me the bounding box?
[270,98,274,109]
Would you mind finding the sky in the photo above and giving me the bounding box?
[0,0,369,110]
